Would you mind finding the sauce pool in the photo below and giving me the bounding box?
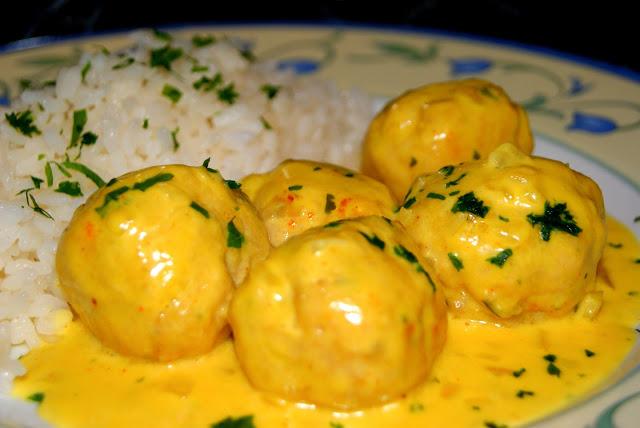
[12,217,640,428]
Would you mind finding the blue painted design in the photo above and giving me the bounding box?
[568,77,590,96]
[567,111,618,134]
[276,58,320,75]
[449,58,493,76]
[0,97,9,107]
[0,80,9,106]
[593,390,640,428]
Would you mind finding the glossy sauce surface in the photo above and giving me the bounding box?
[12,218,640,428]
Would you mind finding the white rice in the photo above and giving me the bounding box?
[0,28,376,411]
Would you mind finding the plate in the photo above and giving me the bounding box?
[1,23,639,428]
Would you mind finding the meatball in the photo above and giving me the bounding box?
[362,78,533,200]
[56,164,270,361]
[230,216,447,409]
[395,144,606,322]
[242,159,397,246]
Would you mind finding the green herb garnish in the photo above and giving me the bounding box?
[445,173,467,188]
[69,109,88,148]
[452,192,489,218]
[170,127,180,151]
[288,185,303,191]
[516,390,534,399]
[150,46,183,70]
[27,392,45,404]
[484,421,508,428]
[112,57,135,70]
[410,157,417,167]
[488,248,513,267]
[62,160,106,187]
[499,215,509,222]
[427,192,445,200]
[217,83,238,104]
[324,220,343,228]
[393,244,436,290]
[191,64,209,73]
[5,110,41,137]
[325,194,336,213]
[210,415,255,428]
[448,253,464,271]
[438,165,454,177]
[95,186,130,217]
[585,349,596,357]
[225,180,241,190]
[193,73,223,92]
[344,172,355,178]
[227,220,245,248]
[260,116,272,130]
[202,157,218,173]
[527,202,582,241]
[608,242,623,249]
[133,173,174,191]
[81,61,91,83]
[143,118,149,129]
[449,190,460,196]
[16,188,53,219]
[192,34,216,47]
[162,85,182,104]
[153,28,172,41]
[513,368,526,378]
[473,150,481,160]
[358,231,385,250]
[55,181,82,197]
[30,176,44,189]
[261,84,281,100]
[190,201,210,218]
[403,196,417,209]
[409,402,425,412]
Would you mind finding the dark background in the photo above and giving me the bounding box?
[1,0,637,74]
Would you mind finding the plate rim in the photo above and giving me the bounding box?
[1,20,639,83]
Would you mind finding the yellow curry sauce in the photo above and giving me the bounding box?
[12,217,640,428]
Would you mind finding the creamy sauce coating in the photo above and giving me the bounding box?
[12,218,640,428]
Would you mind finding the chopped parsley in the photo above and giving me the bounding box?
[445,173,467,188]
[202,158,218,173]
[410,156,417,167]
[344,172,355,178]
[190,201,210,218]
[69,109,88,148]
[585,349,596,357]
[358,231,385,250]
[288,184,303,191]
[608,242,623,249]
[30,176,44,189]
[403,196,417,209]
[191,64,209,73]
[484,422,508,428]
[324,220,343,228]
[112,57,135,70]
[133,173,174,191]
[227,220,245,248]
[210,415,255,428]
[527,202,582,241]
[81,61,92,83]
[499,215,509,222]
[162,85,182,104]
[260,83,281,99]
[5,110,41,137]
[512,368,526,378]
[480,86,498,99]
[448,253,464,271]
[192,35,216,47]
[153,28,172,42]
[438,165,454,177]
[16,187,53,219]
[260,116,272,130]
[313,166,322,171]
[217,83,239,104]
[329,422,344,428]
[635,215,640,223]
[449,190,460,196]
[394,244,436,290]
[451,192,489,218]
[473,150,481,160]
[544,354,561,377]
[225,180,241,190]
[409,402,425,412]
[193,73,223,92]
[27,392,45,404]
[55,181,82,197]
[543,354,557,363]
[44,162,54,186]
[516,390,534,399]
[427,192,445,200]
[170,127,180,151]
[325,194,336,213]
[62,160,106,187]
[150,45,183,70]
[487,248,513,267]
[143,118,149,129]
[95,186,130,217]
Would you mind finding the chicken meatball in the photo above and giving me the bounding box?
[56,164,270,361]
[362,78,533,200]
[395,144,606,322]
[230,216,447,409]
[242,159,397,246]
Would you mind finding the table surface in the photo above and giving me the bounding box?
[1,0,638,74]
